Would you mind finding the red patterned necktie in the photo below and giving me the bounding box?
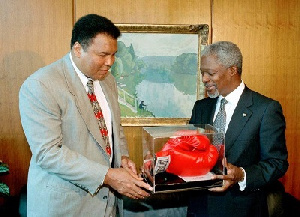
[87,79,111,156]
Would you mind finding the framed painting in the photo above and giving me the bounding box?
[113,24,209,126]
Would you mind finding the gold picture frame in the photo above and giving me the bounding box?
[115,24,209,126]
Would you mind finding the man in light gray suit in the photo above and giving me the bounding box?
[19,14,152,217]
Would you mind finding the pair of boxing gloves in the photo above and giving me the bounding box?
[156,132,220,177]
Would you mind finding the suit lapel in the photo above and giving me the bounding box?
[203,97,218,125]
[61,54,109,158]
[225,87,253,153]
[99,77,115,124]
[208,98,218,124]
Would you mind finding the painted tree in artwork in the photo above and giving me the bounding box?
[171,53,198,95]
[111,41,145,95]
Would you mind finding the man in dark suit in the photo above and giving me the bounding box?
[187,41,288,217]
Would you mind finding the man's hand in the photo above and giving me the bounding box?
[209,158,244,192]
[104,156,153,199]
[121,156,138,177]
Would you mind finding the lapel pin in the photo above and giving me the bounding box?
[243,113,247,117]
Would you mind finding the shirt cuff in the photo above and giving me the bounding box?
[238,167,246,191]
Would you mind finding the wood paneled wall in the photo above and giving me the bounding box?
[211,0,300,199]
[74,0,211,24]
[0,0,73,196]
[1,0,299,201]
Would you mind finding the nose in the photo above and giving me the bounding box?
[202,72,210,83]
[105,55,115,66]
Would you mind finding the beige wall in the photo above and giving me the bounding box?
[0,0,73,196]
[75,0,211,25]
[0,0,299,201]
[212,0,300,198]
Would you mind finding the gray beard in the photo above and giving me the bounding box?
[207,89,219,98]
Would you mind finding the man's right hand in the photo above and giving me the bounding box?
[104,168,153,199]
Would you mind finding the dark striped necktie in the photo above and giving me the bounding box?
[214,98,228,133]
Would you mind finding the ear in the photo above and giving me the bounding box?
[228,66,238,76]
[73,42,82,58]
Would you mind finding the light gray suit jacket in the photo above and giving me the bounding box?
[19,54,129,217]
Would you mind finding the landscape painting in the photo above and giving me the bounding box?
[112,24,209,125]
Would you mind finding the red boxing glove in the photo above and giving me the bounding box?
[156,134,219,177]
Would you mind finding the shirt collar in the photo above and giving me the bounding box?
[69,53,89,88]
[220,81,245,106]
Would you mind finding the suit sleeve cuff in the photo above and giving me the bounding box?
[238,167,246,191]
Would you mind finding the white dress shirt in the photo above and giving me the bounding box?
[213,81,246,190]
[69,53,113,162]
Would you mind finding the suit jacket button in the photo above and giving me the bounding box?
[103,196,108,200]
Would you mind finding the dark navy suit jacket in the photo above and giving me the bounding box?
[188,86,288,217]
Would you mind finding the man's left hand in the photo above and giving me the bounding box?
[121,156,138,178]
[209,158,244,192]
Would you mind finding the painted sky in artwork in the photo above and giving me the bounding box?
[119,33,198,57]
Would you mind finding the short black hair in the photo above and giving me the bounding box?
[70,14,121,50]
